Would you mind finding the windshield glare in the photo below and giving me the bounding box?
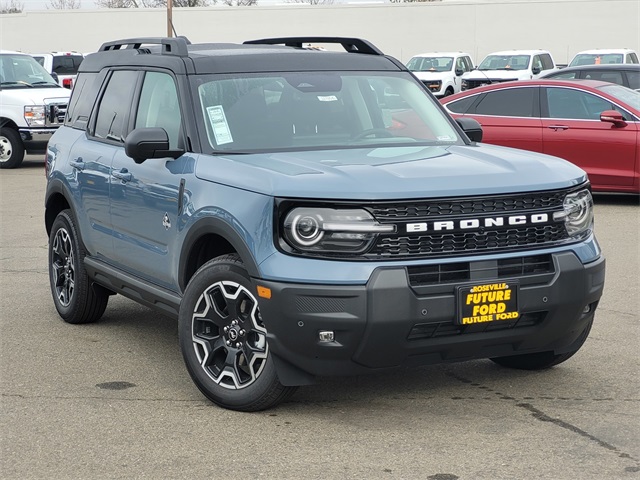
[0,54,58,87]
[599,84,640,110]
[194,72,461,153]
[407,56,453,72]
[570,53,624,67]
[478,55,531,71]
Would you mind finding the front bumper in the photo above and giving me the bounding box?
[20,127,58,154]
[255,251,605,384]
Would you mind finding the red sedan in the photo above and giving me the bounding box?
[440,79,640,193]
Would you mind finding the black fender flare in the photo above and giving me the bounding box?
[178,216,261,292]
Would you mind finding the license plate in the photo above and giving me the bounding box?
[456,281,519,325]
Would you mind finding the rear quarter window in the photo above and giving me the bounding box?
[446,95,477,114]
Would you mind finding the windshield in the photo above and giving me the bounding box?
[406,56,454,72]
[193,71,462,153]
[478,55,531,71]
[598,84,640,110]
[0,54,58,88]
[570,53,624,67]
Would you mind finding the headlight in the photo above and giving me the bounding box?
[461,79,468,90]
[282,207,394,254]
[553,189,594,237]
[24,106,46,127]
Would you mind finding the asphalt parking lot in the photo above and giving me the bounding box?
[1,156,639,480]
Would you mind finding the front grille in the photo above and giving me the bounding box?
[363,190,572,259]
[407,254,553,287]
[422,80,442,92]
[407,311,546,341]
[369,191,564,220]
[465,78,518,90]
[368,225,567,259]
[44,98,68,127]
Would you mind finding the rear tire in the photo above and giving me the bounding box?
[179,254,296,411]
[490,318,593,370]
[0,127,25,169]
[48,210,109,324]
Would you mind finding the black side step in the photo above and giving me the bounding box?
[84,257,181,318]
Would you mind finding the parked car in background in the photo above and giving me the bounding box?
[406,52,474,97]
[0,50,70,168]
[542,64,640,91]
[568,48,639,67]
[461,50,558,91]
[441,79,640,193]
[31,52,84,89]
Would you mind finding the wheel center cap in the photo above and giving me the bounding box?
[228,328,239,341]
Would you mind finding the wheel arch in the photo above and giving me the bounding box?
[179,217,261,293]
[44,179,76,236]
[0,118,20,130]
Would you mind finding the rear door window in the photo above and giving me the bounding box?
[540,54,555,70]
[92,70,139,143]
[473,88,537,117]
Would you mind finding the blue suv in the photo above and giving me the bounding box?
[45,36,605,411]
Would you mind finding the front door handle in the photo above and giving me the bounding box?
[547,125,569,131]
[112,168,132,182]
[70,157,84,171]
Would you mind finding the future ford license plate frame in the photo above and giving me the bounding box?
[456,281,520,325]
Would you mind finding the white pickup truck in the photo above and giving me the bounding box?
[0,51,70,169]
[461,49,559,91]
[31,52,84,89]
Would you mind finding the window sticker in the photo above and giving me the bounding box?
[317,95,338,102]
[206,105,233,145]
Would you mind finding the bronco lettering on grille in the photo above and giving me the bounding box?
[406,213,550,233]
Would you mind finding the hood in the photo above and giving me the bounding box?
[412,71,450,81]
[1,86,70,106]
[462,69,530,81]
[194,144,587,200]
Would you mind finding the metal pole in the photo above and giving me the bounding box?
[167,0,173,37]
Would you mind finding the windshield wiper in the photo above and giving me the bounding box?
[31,81,60,87]
[0,81,34,87]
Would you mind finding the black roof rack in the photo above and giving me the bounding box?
[98,37,191,57]
[244,37,385,56]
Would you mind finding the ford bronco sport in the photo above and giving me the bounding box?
[45,36,605,411]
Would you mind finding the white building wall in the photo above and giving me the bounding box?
[0,0,638,65]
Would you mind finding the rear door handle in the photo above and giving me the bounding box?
[112,168,132,182]
[70,157,84,171]
[547,125,569,131]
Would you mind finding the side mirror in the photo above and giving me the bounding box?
[600,110,627,127]
[532,66,542,75]
[456,117,483,143]
[51,72,59,83]
[124,127,184,164]
[455,68,464,76]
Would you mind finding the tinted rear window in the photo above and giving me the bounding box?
[52,55,84,75]
[474,88,536,117]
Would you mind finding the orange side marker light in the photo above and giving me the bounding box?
[257,286,272,299]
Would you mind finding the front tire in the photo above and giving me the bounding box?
[490,318,593,370]
[179,254,296,411]
[48,210,109,324]
[0,127,25,169]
